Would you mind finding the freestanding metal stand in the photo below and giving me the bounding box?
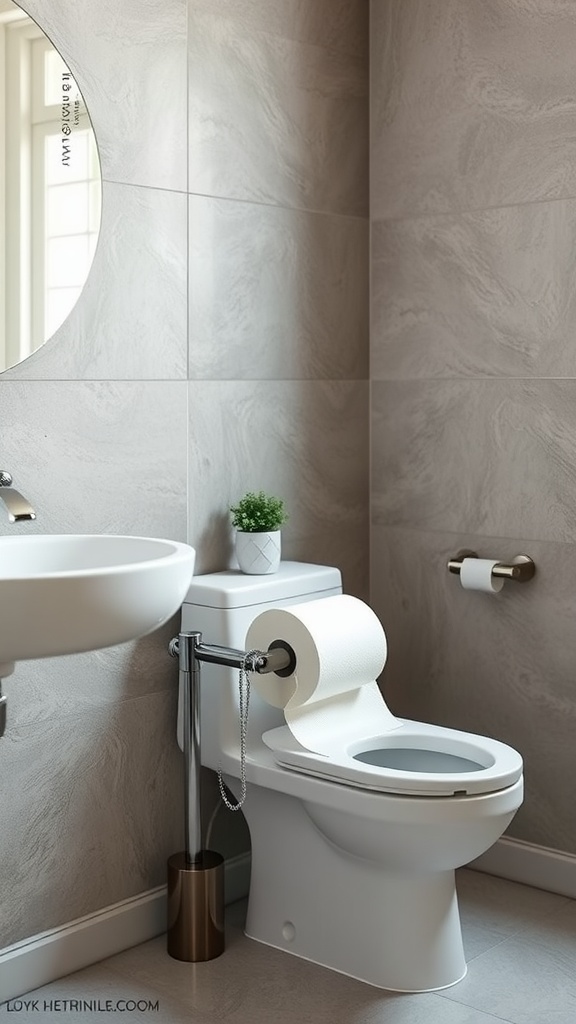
[167,632,225,962]
[166,630,294,963]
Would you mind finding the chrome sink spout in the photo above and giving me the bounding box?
[0,471,36,522]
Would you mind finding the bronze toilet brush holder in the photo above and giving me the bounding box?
[167,849,224,962]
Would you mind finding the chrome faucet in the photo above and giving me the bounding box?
[0,471,36,522]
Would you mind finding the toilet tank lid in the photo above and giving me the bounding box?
[183,561,342,609]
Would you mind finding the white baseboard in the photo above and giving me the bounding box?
[0,852,251,1006]
[470,836,576,899]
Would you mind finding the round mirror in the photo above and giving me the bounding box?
[1,0,102,372]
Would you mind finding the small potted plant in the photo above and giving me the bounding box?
[230,490,288,575]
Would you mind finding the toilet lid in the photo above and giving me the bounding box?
[261,719,523,797]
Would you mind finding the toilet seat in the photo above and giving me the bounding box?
[261,719,523,797]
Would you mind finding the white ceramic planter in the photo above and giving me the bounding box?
[235,531,281,575]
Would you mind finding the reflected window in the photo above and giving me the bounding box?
[31,39,100,341]
[0,0,102,371]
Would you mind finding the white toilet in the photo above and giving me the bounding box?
[180,561,523,993]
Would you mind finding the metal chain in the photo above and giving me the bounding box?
[217,649,261,811]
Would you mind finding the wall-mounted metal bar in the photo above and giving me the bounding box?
[447,550,535,583]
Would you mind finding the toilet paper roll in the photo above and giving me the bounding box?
[246,594,399,755]
[459,557,504,594]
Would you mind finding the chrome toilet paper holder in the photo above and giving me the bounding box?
[447,550,536,583]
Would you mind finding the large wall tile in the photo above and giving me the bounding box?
[188,380,369,599]
[371,526,576,853]
[370,0,576,862]
[188,10,368,216]
[371,0,576,220]
[0,690,183,948]
[190,0,368,57]
[441,928,576,1023]
[6,183,188,381]
[372,379,576,543]
[2,619,180,734]
[0,380,187,537]
[20,0,187,192]
[371,198,576,380]
[189,195,368,380]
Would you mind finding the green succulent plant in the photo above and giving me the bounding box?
[230,491,288,533]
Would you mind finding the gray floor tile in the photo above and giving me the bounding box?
[457,868,571,960]
[441,932,576,1024]
[511,894,576,953]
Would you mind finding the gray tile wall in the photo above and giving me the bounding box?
[0,0,369,949]
[187,0,370,589]
[370,0,576,851]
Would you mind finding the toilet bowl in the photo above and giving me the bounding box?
[180,561,524,993]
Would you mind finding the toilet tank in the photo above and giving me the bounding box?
[180,561,342,769]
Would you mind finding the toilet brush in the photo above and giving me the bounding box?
[167,632,225,962]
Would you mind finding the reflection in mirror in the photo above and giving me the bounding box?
[1,0,102,372]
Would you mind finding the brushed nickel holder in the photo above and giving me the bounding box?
[447,550,536,583]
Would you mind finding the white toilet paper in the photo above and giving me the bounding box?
[459,557,504,594]
[246,594,399,755]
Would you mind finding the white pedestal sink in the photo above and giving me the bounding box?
[0,534,195,678]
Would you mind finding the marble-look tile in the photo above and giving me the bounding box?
[188,195,368,380]
[19,0,187,192]
[371,0,576,219]
[0,380,187,538]
[370,526,576,853]
[440,931,576,1023]
[504,896,576,955]
[190,0,368,58]
[456,869,570,961]
[371,379,576,543]
[188,10,368,216]
[0,691,183,949]
[188,380,369,599]
[1,618,180,732]
[371,198,576,380]
[5,183,187,381]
